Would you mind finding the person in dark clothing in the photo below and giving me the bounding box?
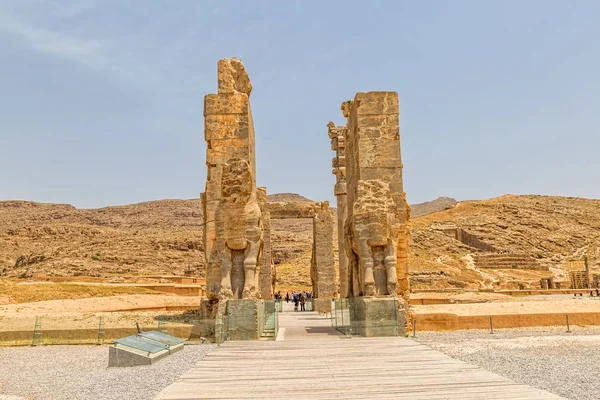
[300,291,306,311]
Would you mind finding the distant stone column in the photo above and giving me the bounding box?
[585,244,596,289]
[328,122,348,298]
[257,187,274,300]
[202,58,263,309]
[311,201,336,311]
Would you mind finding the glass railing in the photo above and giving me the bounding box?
[260,300,278,340]
[275,299,283,312]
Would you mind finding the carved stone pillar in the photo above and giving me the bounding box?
[328,122,349,298]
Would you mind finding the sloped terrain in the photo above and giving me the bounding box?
[2,194,599,292]
[409,195,600,290]
[411,196,457,218]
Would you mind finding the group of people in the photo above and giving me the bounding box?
[280,291,312,311]
[273,290,313,311]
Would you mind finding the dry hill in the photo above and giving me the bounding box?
[2,194,599,292]
[410,197,457,218]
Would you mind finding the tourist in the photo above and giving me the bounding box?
[285,292,290,303]
[294,293,299,312]
[300,291,306,311]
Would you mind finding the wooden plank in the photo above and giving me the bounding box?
[155,306,564,400]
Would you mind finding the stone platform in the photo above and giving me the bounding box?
[155,303,563,399]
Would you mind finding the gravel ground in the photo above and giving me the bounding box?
[414,326,600,400]
[0,344,216,400]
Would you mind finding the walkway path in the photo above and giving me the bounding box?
[156,303,563,399]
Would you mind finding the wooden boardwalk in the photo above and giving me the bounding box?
[156,305,563,399]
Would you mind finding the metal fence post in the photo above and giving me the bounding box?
[566,315,571,333]
[32,316,42,346]
[97,316,105,345]
[489,316,494,334]
[412,319,417,338]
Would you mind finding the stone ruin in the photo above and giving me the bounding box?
[201,58,411,336]
[335,92,410,299]
[328,122,349,298]
[201,58,335,318]
[202,58,268,315]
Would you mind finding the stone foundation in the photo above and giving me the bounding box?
[349,297,406,337]
[226,299,261,341]
[314,298,333,313]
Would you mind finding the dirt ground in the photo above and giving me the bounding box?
[0,280,162,304]
[413,297,600,316]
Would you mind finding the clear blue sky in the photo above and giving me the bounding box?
[1,1,599,209]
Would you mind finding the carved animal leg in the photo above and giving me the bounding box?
[385,241,398,296]
[242,239,259,299]
[220,247,234,299]
[358,238,375,296]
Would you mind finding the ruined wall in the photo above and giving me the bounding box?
[311,202,336,309]
[342,92,409,297]
[203,58,263,304]
[328,122,348,298]
[268,201,317,219]
[440,228,498,252]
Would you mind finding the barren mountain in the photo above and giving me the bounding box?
[410,196,457,218]
[1,194,599,292]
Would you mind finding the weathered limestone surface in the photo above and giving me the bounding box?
[328,122,348,298]
[202,58,263,311]
[341,92,410,298]
[349,297,407,337]
[257,187,274,300]
[226,299,260,341]
[268,201,317,219]
[311,202,336,311]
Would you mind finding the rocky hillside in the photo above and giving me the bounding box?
[409,195,600,290]
[0,194,314,281]
[2,194,599,291]
[411,197,457,218]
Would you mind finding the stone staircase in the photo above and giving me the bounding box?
[474,253,548,270]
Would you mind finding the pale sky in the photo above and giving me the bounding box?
[1,1,599,208]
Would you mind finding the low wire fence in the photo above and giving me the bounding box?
[0,313,225,346]
[1,300,280,346]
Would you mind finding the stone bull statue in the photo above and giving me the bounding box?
[345,180,399,297]
[216,158,263,300]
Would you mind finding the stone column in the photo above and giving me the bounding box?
[340,91,410,336]
[311,202,336,312]
[328,122,348,298]
[202,58,263,310]
[585,244,596,289]
[342,91,409,298]
[257,187,274,300]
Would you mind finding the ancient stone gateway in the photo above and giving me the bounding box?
[201,58,333,323]
[266,201,337,311]
[330,91,411,336]
[201,58,410,338]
